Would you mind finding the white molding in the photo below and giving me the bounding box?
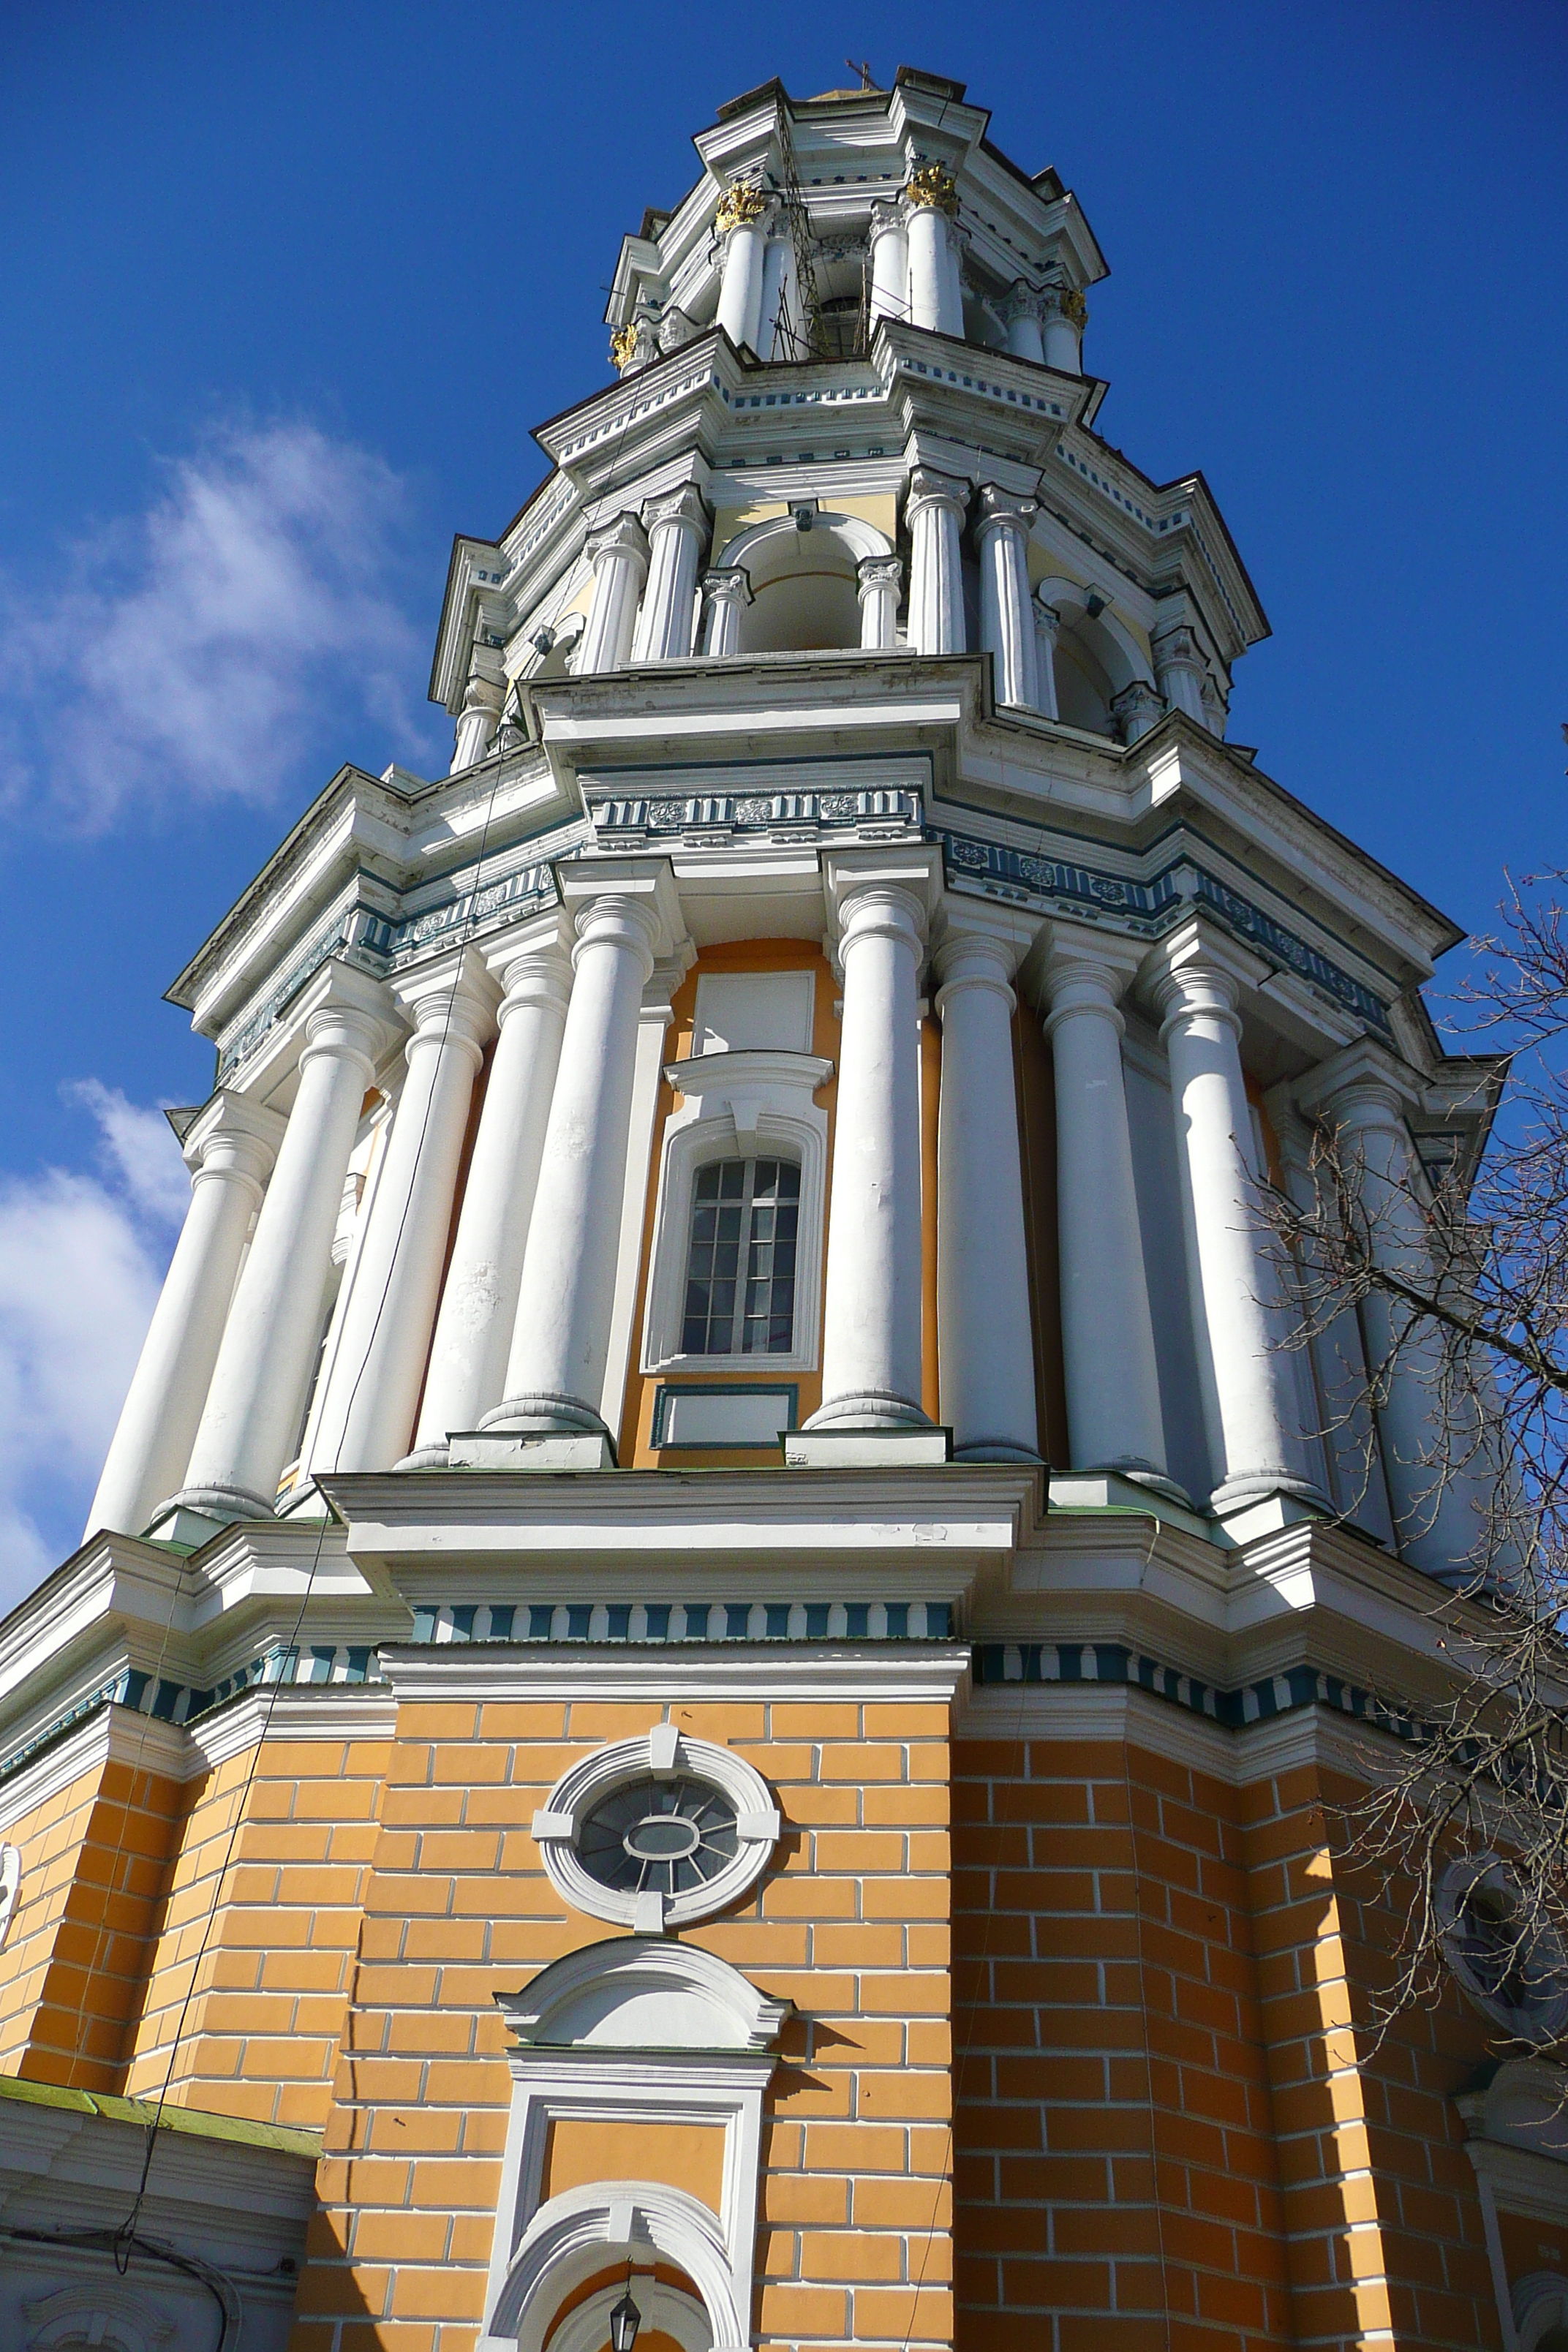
[531,1734,780,1933]
[641,1050,832,1378]
[380,1642,968,1706]
[0,1705,189,1833]
[956,1679,1397,1785]
[600,986,678,1436]
[184,1686,396,1771]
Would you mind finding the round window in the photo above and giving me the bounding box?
[1438,1856,1568,2043]
[578,1776,740,1899]
[532,1729,780,1932]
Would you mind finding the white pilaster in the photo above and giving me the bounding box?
[1297,1045,1488,1578]
[1153,624,1210,723]
[699,567,752,655]
[632,484,708,663]
[84,1093,284,1540]
[170,964,397,1520]
[407,916,573,1461]
[903,169,963,336]
[905,469,968,656]
[598,960,685,1438]
[1041,934,1172,1488]
[307,949,497,1477]
[975,486,1041,710]
[934,906,1040,1460]
[576,514,649,677]
[1041,284,1086,374]
[807,848,938,1433]
[1033,595,1061,721]
[1147,924,1322,1513]
[486,863,685,1441]
[714,184,772,353]
[867,202,909,332]
[856,554,902,650]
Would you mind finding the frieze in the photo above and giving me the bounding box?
[411,1598,951,1645]
[935,827,1392,1038]
[974,1640,1428,1743]
[590,785,924,840]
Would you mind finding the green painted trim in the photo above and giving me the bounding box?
[0,2070,320,2159]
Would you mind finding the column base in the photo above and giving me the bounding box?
[1209,1469,1328,1514]
[394,1443,453,1471]
[784,1426,951,1469]
[1207,1477,1331,1548]
[151,1481,278,1534]
[449,1429,617,1472]
[478,1392,610,1439]
[953,1439,1043,1465]
[803,1389,933,1435]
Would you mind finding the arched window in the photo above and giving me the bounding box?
[712,511,895,657]
[682,1158,800,1357]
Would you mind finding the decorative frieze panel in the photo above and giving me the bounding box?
[589,785,924,846]
[935,827,1394,1039]
[410,1598,953,1644]
[975,1640,1431,1742]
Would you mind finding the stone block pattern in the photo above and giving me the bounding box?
[286,1695,954,2352]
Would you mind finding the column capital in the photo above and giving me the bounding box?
[715,178,773,235]
[180,1087,287,1183]
[1141,916,1263,1041]
[391,944,501,1066]
[1033,592,1063,643]
[823,845,941,960]
[1292,1038,1428,1134]
[868,197,907,249]
[294,958,401,1080]
[641,482,709,538]
[609,318,657,376]
[1001,281,1049,325]
[974,483,1039,543]
[1041,281,1088,331]
[902,160,960,217]
[585,510,649,578]
[1039,922,1145,1034]
[484,908,576,1011]
[700,563,753,611]
[856,553,903,597]
[560,857,687,966]
[932,895,1040,988]
[1110,679,1165,745]
[905,467,970,527]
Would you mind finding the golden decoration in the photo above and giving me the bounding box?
[715,181,769,234]
[1060,287,1088,331]
[609,324,641,372]
[904,162,959,216]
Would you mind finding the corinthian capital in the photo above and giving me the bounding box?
[974,483,1039,543]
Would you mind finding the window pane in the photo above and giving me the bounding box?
[682,1155,800,1357]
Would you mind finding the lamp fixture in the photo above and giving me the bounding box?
[609,2283,642,2352]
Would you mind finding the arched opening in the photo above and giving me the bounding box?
[1053,621,1117,736]
[715,513,894,657]
[1036,576,1156,741]
[542,2261,713,2352]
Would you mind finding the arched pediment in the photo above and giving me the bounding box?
[497,1935,791,2054]
[1035,573,1153,693]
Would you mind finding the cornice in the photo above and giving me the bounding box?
[378,1638,970,1707]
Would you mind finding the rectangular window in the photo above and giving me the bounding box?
[681,1158,800,1357]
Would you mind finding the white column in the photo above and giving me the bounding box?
[1148,927,1322,1512]
[307,950,496,1477]
[451,644,505,773]
[699,566,752,655]
[934,912,1039,1459]
[1041,284,1085,374]
[1041,939,1172,1487]
[598,962,684,1436]
[905,469,968,656]
[84,1093,282,1539]
[867,202,908,331]
[904,171,963,336]
[856,554,902,650]
[975,487,1041,710]
[407,917,573,1460]
[576,514,649,677]
[485,863,682,1439]
[1153,625,1210,723]
[807,851,936,1433]
[631,486,707,663]
[1303,1052,1488,1578]
[714,184,771,353]
[1002,286,1047,363]
[171,965,396,1520]
[1112,681,1165,745]
[1033,595,1060,721]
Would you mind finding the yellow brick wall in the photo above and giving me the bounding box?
[120,1730,391,2130]
[287,1692,954,2352]
[0,1731,181,2087]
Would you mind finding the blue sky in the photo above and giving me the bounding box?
[0,0,1562,1591]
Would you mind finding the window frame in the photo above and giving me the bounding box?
[679,1153,803,1360]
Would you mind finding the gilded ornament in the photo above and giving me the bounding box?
[715,181,769,234]
[1061,287,1088,331]
[609,323,640,372]
[905,161,959,216]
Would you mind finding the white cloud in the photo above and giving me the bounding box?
[0,1089,187,1616]
[0,419,441,829]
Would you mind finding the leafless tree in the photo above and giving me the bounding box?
[1259,870,1568,2056]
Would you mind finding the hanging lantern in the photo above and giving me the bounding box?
[608,2288,642,2352]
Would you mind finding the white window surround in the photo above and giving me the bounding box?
[1437,1854,1568,2044]
[532,1728,781,1934]
[0,1842,20,1950]
[27,2284,173,2352]
[640,1049,832,1379]
[480,1938,789,2352]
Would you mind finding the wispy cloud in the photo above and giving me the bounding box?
[0,1088,187,1613]
[0,419,442,830]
